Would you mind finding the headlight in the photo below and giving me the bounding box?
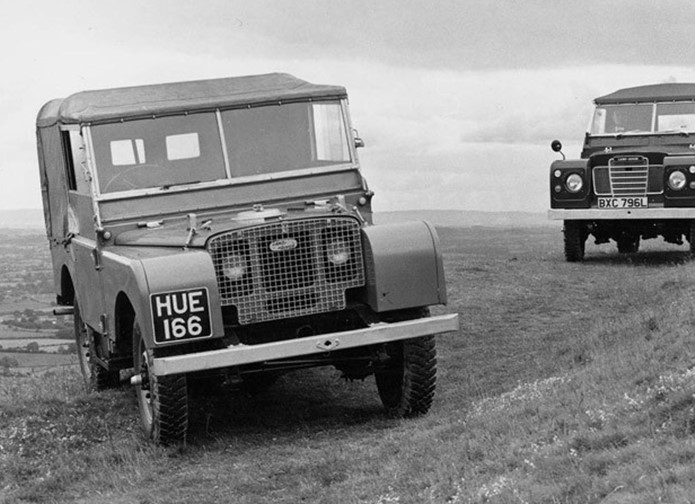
[565,173,583,193]
[326,240,350,266]
[221,254,247,281]
[668,171,687,190]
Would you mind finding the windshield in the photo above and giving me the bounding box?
[590,102,695,135]
[90,101,351,194]
[655,102,695,132]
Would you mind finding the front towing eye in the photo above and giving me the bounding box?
[130,358,150,389]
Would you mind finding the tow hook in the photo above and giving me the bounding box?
[130,364,150,388]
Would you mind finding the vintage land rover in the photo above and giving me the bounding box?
[549,83,695,261]
[36,73,459,444]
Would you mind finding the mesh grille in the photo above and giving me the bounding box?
[592,156,663,197]
[208,217,365,324]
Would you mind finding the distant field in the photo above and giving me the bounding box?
[0,295,55,315]
[0,339,73,351]
[0,327,57,339]
[3,224,695,503]
[0,351,76,368]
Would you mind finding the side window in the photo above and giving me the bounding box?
[312,103,350,162]
[61,129,90,193]
[61,131,77,190]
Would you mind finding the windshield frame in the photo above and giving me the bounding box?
[83,98,357,203]
[588,100,695,137]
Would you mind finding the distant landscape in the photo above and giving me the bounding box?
[0,209,44,230]
[0,226,74,374]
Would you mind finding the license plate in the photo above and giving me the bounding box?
[597,197,648,209]
[151,288,212,344]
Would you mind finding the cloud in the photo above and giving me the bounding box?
[118,0,695,71]
[345,63,695,152]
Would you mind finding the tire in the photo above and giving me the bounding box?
[375,335,437,418]
[74,300,120,392]
[689,221,695,256]
[563,221,586,262]
[133,318,188,445]
[617,234,640,254]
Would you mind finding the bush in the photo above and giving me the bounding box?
[0,356,19,368]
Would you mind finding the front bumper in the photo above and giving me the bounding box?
[152,313,460,376]
[548,208,695,220]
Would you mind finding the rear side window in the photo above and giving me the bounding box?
[166,133,200,160]
[110,139,146,165]
[61,129,90,193]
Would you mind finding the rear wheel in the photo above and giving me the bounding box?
[74,300,120,391]
[563,221,586,262]
[375,309,437,417]
[133,318,188,445]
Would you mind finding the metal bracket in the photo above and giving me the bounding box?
[316,338,340,351]
[53,306,74,316]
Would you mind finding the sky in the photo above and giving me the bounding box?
[3,0,695,214]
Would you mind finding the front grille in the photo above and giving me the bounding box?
[208,217,365,325]
[593,156,663,196]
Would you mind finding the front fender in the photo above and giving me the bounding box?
[360,221,447,312]
[101,247,223,349]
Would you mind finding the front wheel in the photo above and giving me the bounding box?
[375,335,437,417]
[133,318,188,445]
[563,220,586,262]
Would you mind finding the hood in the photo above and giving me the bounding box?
[583,138,695,159]
[113,205,347,248]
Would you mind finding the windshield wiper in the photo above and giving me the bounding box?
[659,129,691,137]
[161,180,200,190]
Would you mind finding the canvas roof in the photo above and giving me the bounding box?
[37,73,347,127]
[594,83,695,105]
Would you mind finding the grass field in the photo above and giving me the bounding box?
[3,224,695,503]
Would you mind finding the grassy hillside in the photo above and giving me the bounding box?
[2,226,695,502]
